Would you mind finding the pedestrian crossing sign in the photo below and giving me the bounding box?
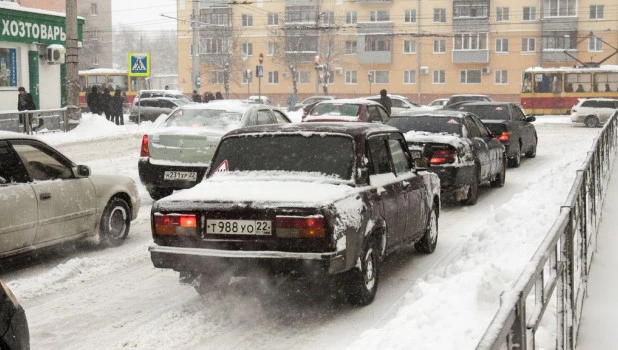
[128,52,150,77]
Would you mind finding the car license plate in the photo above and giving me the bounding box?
[206,220,272,235]
[164,171,197,181]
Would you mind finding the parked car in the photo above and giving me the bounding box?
[386,110,506,205]
[129,97,191,123]
[570,98,618,127]
[246,96,271,105]
[135,89,191,103]
[138,101,292,200]
[290,95,336,111]
[148,122,441,306]
[458,102,538,167]
[303,99,390,123]
[426,98,449,109]
[443,94,493,110]
[362,94,430,116]
[0,280,29,350]
[0,133,140,259]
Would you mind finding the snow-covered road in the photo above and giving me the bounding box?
[0,115,602,349]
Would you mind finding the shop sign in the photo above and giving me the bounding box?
[0,8,84,45]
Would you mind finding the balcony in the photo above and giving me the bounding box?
[542,16,578,32]
[352,0,392,3]
[452,50,489,63]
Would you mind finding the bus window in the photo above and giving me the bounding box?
[108,75,128,92]
[534,73,554,93]
[87,75,107,90]
[565,73,592,92]
[131,76,149,92]
[522,72,532,93]
[79,75,86,92]
[551,74,562,93]
[594,72,618,92]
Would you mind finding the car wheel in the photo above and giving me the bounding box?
[147,187,173,200]
[99,197,130,247]
[414,204,438,254]
[344,238,380,306]
[584,115,600,128]
[508,142,521,168]
[490,155,506,188]
[525,136,537,158]
[462,169,479,206]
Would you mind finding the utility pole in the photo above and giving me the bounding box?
[65,0,81,120]
[192,0,200,91]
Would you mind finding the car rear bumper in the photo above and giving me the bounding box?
[149,245,347,275]
[138,158,207,190]
[429,164,475,190]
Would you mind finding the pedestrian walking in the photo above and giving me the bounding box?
[379,89,392,115]
[17,87,38,133]
[192,90,202,102]
[215,91,224,100]
[101,88,112,121]
[110,88,125,125]
[87,86,102,115]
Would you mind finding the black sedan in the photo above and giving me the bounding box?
[148,122,441,306]
[386,110,506,205]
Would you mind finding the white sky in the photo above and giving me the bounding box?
[111,0,177,32]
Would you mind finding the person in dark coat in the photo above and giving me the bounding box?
[215,91,224,100]
[379,89,392,115]
[17,86,38,132]
[101,87,112,120]
[205,91,215,102]
[87,86,102,115]
[192,90,202,102]
[110,88,124,125]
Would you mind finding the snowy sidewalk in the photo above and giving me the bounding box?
[575,165,618,349]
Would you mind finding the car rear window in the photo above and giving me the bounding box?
[162,108,243,129]
[210,134,355,180]
[310,103,361,117]
[459,105,510,120]
[387,116,462,136]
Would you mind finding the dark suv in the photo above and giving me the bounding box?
[443,94,493,110]
[458,102,537,167]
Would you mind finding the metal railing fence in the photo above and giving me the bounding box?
[0,108,70,134]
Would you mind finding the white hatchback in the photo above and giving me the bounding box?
[570,98,618,127]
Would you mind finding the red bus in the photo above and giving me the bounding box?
[79,68,149,110]
[521,65,618,115]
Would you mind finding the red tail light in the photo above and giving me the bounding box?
[276,216,325,238]
[430,149,457,165]
[140,135,149,157]
[495,131,510,142]
[153,214,198,235]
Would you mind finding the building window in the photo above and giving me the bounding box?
[495,38,509,53]
[90,28,99,40]
[365,35,391,52]
[267,42,278,56]
[319,12,335,25]
[523,6,536,21]
[92,53,99,66]
[268,71,279,84]
[433,39,446,53]
[242,71,252,84]
[90,3,97,15]
[404,9,417,23]
[460,70,482,84]
[267,13,279,26]
[543,0,576,17]
[368,70,389,84]
[454,33,488,50]
[496,7,509,21]
[453,1,488,18]
[403,70,416,84]
[297,71,311,84]
[286,6,317,23]
[542,31,576,51]
[495,70,508,84]
[241,14,253,27]
[590,5,604,19]
[0,48,17,87]
[345,71,357,84]
[403,40,417,54]
[210,71,225,84]
[201,13,229,26]
[433,8,446,22]
[345,41,357,55]
[522,38,536,53]
[242,43,253,56]
[370,10,390,22]
[204,38,223,54]
[589,36,603,52]
[345,11,357,25]
[433,70,445,84]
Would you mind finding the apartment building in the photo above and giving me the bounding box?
[177,0,618,105]
[19,0,113,70]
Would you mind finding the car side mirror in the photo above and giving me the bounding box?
[413,158,429,170]
[75,164,90,177]
[525,116,536,122]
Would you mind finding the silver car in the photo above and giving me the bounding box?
[570,98,618,127]
[129,97,191,123]
[362,94,431,116]
[0,133,140,259]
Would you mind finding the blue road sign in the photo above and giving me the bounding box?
[128,52,150,77]
[256,65,263,78]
